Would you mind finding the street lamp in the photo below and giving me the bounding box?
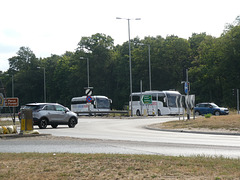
[2,74,15,123]
[80,57,90,88]
[116,17,141,116]
[139,43,152,91]
[4,74,14,97]
[37,67,46,102]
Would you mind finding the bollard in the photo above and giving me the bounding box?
[143,109,147,117]
[20,109,33,134]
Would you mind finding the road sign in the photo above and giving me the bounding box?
[86,96,92,102]
[184,82,190,94]
[4,98,19,107]
[85,88,92,96]
[142,95,152,104]
[0,95,19,107]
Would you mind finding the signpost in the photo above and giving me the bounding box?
[4,98,19,107]
[184,82,189,94]
[142,95,152,104]
[0,94,19,125]
[85,88,92,96]
[86,96,92,103]
[0,95,19,107]
[85,87,93,116]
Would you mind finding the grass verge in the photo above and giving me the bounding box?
[156,114,240,132]
[0,153,240,179]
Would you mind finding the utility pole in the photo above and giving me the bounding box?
[232,88,239,114]
[237,89,239,114]
[186,69,190,120]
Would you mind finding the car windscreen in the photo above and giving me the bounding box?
[210,103,218,108]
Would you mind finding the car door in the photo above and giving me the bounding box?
[54,105,68,123]
[204,103,212,114]
[200,104,208,114]
[43,105,57,123]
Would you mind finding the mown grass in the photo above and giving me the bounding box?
[158,114,240,131]
[0,153,239,179]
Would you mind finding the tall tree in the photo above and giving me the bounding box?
[159,35,191,91]
[189,35,223,104]
[8,47,38,71]
[7,47,42,105]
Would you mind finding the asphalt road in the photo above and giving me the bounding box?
[1,116,240,158]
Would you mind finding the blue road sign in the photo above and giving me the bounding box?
[184,82,188,94]
[184,82,190,94]
[86,96,92,102]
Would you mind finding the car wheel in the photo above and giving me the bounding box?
[51,124,58,128]
[136,110,141,116]
[38,118,48,129]
[214,111,220,116]
[195,111,200,116]
[158,109,161,116]
[68,117,76,128]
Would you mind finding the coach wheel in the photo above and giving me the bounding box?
[136,110,141,116]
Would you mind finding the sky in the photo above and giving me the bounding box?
[0,0,239,72]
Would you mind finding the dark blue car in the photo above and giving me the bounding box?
[194,103,229,116]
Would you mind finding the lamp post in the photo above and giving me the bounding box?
[116,17,141,116]
[139,43,151,91]
[80,57,90,88]
[3,74,15,123]
[37,67,46,102]
[11,75,15,123]
[4,74,14,97]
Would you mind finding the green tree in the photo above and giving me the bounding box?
[6,47,42,106]
[189,35,223,104]
[160,35,191,91]
[8,47,38,71]
[218,24,240,107]
[76,33,117,107]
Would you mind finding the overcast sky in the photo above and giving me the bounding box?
[0,0,239,72]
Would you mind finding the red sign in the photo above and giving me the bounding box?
[4,98,19,107]
[86,96,92,102]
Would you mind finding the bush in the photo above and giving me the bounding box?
[204,113,212,118]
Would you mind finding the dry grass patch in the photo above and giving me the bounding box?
[154,114,240,132]
[0,153,240,179]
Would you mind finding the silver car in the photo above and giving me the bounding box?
[19,103,78,129]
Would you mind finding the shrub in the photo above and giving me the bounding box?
[204,113,212,118]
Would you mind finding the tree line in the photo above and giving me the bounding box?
[1,17,240,110]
